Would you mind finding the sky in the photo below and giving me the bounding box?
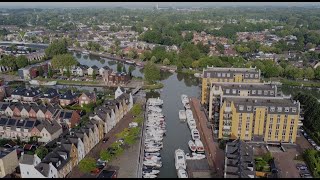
[0,2,319,9]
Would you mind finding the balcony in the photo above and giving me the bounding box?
[224,107,232,112]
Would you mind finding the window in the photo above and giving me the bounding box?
[82,97,86,100]
[232,89,236,94]
[247,106,252,111]
[270,107,275,112]
[277,107,282,112]
[255,74,259,78]
[285,107,289,112]
[277,115,281,124]
[291,119,295,125]
[258,90,262,95]
[207,72,211,77]
[239,105,244,111]
[245,74,249,78]
[27,172,29,175]
[292,108,297,113]
[252,90,256,95]
[290,126,294,131]
[226,102,231,107]
[270,117,273,124]
[270,91,274,95]
[276,124,280,130]
[264,91,268,95]
[227,73,230,77]
[217,73,221,77]
[226,89,230,94]
[269,124,272,129]
[283,125,287,130]
[250,74,254,78]
[222,73,226,77]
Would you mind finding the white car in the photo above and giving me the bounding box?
[315,146,320,151]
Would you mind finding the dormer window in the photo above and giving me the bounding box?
[227,73,230,77]
[56,161,61,167]
[247,106,252,111]
[217,73,221,77]
[232,89,236,94]
[292,108,297,113]
[285,107,289,112]
[255,74,259,78]
[270,91,274,95]
[258,90,262,95]
[245,74,249,78]
[226,89,230,94]
[222,73,226,77]
[264,91,268,95]
[250,74,254,78]
[252,90,256,95]
[270,107,275,112]
[277,107,282,112]
[239,105,244,111]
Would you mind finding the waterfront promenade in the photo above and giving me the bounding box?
[190,97,225,178]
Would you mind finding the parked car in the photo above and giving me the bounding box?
[315,146,320,151]
[298,166,308,171]
[103,137,109,143]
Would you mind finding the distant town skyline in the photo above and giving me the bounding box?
[0,2,319,9]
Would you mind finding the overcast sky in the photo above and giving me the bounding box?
[0,2,319,9]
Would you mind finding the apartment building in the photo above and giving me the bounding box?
[224,139,255,178]
[201,66,261,105]
[208,82,279,134]
[218,96,301,143]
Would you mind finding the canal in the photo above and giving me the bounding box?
[74,52,202,177]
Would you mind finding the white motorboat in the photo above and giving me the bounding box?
[145,143,163,149]
[179,110,187,120]
[145,148,161,153]
[82,50,90,55]
[148,97,164,106]
[186,109,194,120]
[187,119,197,130]
[148,112,164,118]
[143,173,157,178]
[148,106,162,113]
[185,153,206,160]
[143,169,160,175]
[177,167,188,178]
[175,149,187,170]
[145,152,161,157]
[144,156,161,161]
[195,139,205,153]
[143,160,162,168]
[184,103,191,109]
[188,140,197,152]
[191,128,200,140]
[181,94,189,106]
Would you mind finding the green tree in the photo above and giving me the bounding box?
[35,146,48,159]
[315,67,320,80]
[74,41,80,48]
[139,53,146,61]
[51,54,77,73]
[144,61,160,83]
[122,66,127,73]
[131,104,142,117]
[128,65,135,76]
[304,67,315,80]
[162,58,170,65]
[66,67,71,78]
[100,150,113,162]
[45,39,68,58]
[92,70,96,80]
[16,55,29,69]
[48,66,53,78]
[117,63,123,72]
[38,66,44,77]
[150,56,157,63]
[79,157,96,173]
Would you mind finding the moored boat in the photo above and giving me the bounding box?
[179,110,186,120]
[188,140,197,152]
[195,139,204,153]
[175,149,187,170]
[177,167,188,178]
[191,128,200,140]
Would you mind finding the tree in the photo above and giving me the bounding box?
[128,65,135,76]
[304,67,315,80]
[150,56,157,63]
[131,104,142,117]
[117,63,123,72]
[38,66,44,77]
[162,58,170,65]
[74,41,80,48]
[35,146,48,159]
[66,67,71,78]
[48,66,53,78]
[16,55,29,69]
[45,39,68,58]
[79,157,96,173]
[144,61,160,84]
[92,70,96,80]
[139,53,146,61]
[315,67,320,80]
[216,43,225,54]
[51,54,77,73]
[122,66,127,73]
[100,150,113,162]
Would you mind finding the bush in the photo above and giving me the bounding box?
[303,149,320,178]
[131,104,142,117]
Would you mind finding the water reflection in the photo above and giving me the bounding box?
[146,90,161,99]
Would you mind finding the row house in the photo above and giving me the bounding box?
[39,88,60,103]
[10,87,42,102]
[2,102,60,120]
[90,91,133,134]
[59,90,78,107]
[0,118,62,143]
[20,91,134,178]
[79,92,96,107]
[103,71,131,85]
[52,109,81,129]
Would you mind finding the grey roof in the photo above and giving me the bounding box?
[40,88,60,99]
[36,120,62,134]
[35,162,50,177]
[0,148,15,158]
[203,67,260,79]
[20,154,35,165]
[225,139,255,178]
[222,96,300,115]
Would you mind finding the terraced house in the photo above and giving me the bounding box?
[19,92,134,178]
[208,82,279,134]
[201,66,261,105]
[218,96,301,143]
